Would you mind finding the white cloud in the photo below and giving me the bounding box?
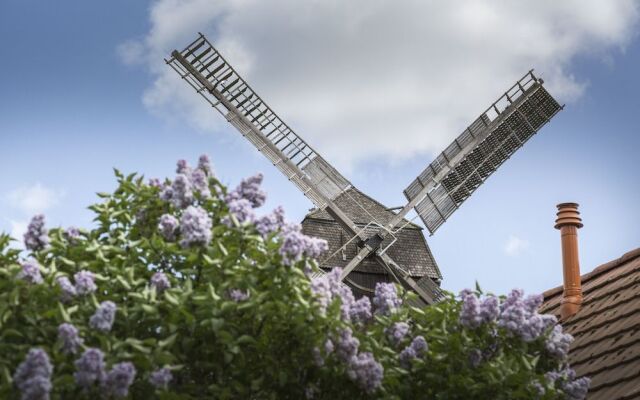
[504,235,530,257]
[6,183,64,215]
[122,0,639,170]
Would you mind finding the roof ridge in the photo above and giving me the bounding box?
[542,247,640,300]
[303,187,422,229]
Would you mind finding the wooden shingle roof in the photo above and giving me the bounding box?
[301,188,442,281]
[540,248,640,400]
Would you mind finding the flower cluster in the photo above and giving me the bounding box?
[13,348,53,400]
[399,336,428,368]
[545,325,574,359]
[158,214,180,241]
[310,268,371,323]
[160,156,214,208]
[150,272,171,292]
[74,271,97,296]
[545,368,591,400]
[103,362,137,398]
[58,323,83,354]
[179,205,212,248]
[225,173,266,208]
[372,283,402,316]
[56,276,77,302]
[224,198,255,226]
[149,367,173,390]
[385,322,410,346]
[18,260,43,284]
[64,226,81,242]
[459,292,499,328]
[24,214,49,251]
[74,348,105,388]
[278,224,328,266]
[345,352,384,394]
[459,289,560,347]
[255,206,286,237]
[89,301,117,333]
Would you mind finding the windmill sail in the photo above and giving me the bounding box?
[404,71,562,234]
[166,34,350,209]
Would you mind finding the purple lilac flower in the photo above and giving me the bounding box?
[386,322,410,346]
[158,214,179,241]
[278,224,328,266]
[24,214,49,251]
[197,154,213,176]
[459,292,482,328]
[148,178,162,188]
[169,174,194,209]
[224,199,255,227]
[350,296,372,324]
[74,348,105,388]
[335,328,360,362]
[545,325,573,359]
[226,173,266,208]
[191,169,211,199]
[74,271,96,296]
[103,362,136,398]
[64,226,81,242]
[310,268,354,321]
[179,206,212,248]
[372,282,402,316]
[479,295,500,323]
[176,159,191,175]
[519,314,557,342]
[159,184,174,202]
[89,301,117,332]
[346,352,383,394]
[399,336,428,368]
[58,323,83,355]
[18,260,43,284]
[563,376,591,400]
[56,276,77,302]
[255,206,286,237]
[228,289,250,302]
[546,368,590,400]
[149,367,173,390]
[13,348,53,400]
[150,272,171,292]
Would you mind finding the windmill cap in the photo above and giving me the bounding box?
[555,202,583,229]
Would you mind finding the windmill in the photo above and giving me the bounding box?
[166,33,563,305]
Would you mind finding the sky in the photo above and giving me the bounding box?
[1,0,639,297]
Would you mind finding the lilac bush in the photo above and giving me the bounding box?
[0,154,589,399]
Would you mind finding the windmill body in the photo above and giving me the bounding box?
[167,33,562,305]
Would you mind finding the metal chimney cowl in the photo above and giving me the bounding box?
[554,203,584,320]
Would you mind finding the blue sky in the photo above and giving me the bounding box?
[1,1,638,297]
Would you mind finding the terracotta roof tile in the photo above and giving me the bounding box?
[540,248,640,400]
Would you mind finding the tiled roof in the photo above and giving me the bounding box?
[300,187,442,295]
[540,248,640,400]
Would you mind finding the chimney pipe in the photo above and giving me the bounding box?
[554,203,584,320]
